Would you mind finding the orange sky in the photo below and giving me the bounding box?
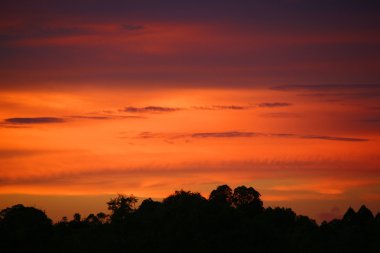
[1,87,379,222]
[1,0,380,222]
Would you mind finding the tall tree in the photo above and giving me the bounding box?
[107,194,137,224]
[232,186,263,214]
[209,185,233,207]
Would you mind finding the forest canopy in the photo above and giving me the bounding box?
[1,185,379,253]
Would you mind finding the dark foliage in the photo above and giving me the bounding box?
[0,204,52,253]
[1,185,379,253]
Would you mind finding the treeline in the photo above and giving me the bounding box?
[1,185,380,253]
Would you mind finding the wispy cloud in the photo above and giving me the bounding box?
[122,106,182,113]
[192,132,368,142]
[131,131,368,142]
[122,103,291,113]
[191,131,258,138]
[1,114,144,127]
[193,103,291,110]
[4,117,65,124]
[298,135,368,142]
[257,102,292,108]
[192,105,249,110]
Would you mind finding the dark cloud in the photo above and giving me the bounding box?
[134,132,187,139]
[132,131,368,142]
[122,104,291,113]
[123,106,182,113]
[299,135,368,142]
[266,133,368,142]
[191,131,258,138]
[257,102,292,108]
[1,114,144,127]
[4,117,65,124]
[193,105,249,110]
[191,132,368,142]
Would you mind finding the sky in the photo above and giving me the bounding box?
[1,0,380,222]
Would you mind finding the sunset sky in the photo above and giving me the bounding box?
[1,0,380,222]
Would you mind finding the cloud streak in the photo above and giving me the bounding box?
[193,103,292,110]
[132,131,368,142]
[298,135,368,142]
[122,103,291,113]
[4,117,65,124]
[1,114,144,127]
[122,106,182,113]
[191,131,258,138]
[257,102,292,108]
[192,105,249,110]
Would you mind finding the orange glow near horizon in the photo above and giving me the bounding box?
[1,87,380,222]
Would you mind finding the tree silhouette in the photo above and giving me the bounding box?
[162,190,208,219]
[209,184,233,207]
[107,194,137,224]
[96,212,108,224]
[85,213,100,225]
[357,205,374,223]
[0,204,52,252]
[138,198,162,213]
[232,185,263,214]
[73,212,81,222]
[343,207,357,223]
[1,185,379,253]
[375,213,380,223]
